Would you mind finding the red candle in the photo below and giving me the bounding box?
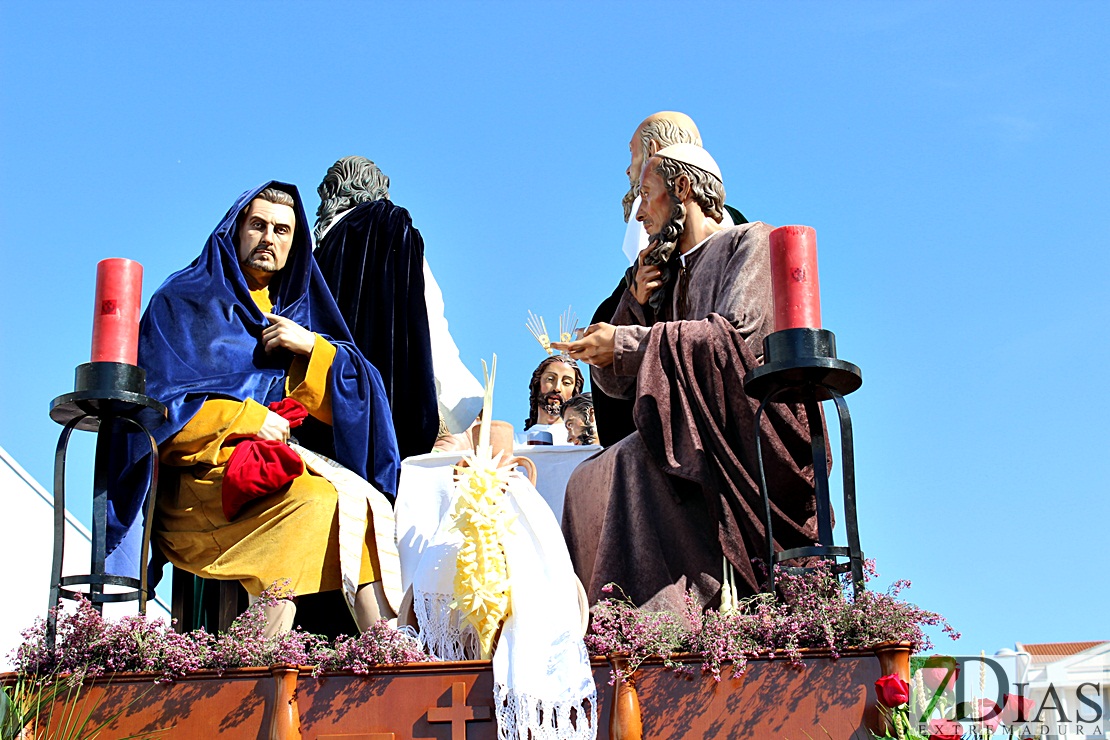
[90,258,143,364]
[769,225,822,330]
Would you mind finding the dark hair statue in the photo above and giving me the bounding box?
[524,356,584,430]
[314,156,391,242]
[560,392,597,445]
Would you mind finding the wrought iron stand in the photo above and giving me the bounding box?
[743,327,865,596]
[47,361,165,649]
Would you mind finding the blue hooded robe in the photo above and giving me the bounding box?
[106,181,399,579]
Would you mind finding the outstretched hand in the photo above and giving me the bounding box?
[262,313,316,356]
[550,323,617,368]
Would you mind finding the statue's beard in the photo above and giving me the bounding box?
[243,247,280,274]
[539,392,564,419]
[644,197,686,266]
[622,176,640,223]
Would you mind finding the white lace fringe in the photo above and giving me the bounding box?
[495,683,598,740]
[413,591,480,661]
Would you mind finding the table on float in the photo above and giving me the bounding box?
[394,444,599,589]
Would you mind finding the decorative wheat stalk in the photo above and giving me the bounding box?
[558,305,579,344]
[526,311,552,355]
[449,356,516,660]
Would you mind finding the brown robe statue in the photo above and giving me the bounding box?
[561,222,820,612]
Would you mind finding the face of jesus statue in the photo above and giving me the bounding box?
[237,198,296,280]
[636,161,674,240]
[537,361,578,419]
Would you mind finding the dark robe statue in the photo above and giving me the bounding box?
[588,283,638,447]
[314,200,438,460]
[589,205,748,449]
[563,222,819,613]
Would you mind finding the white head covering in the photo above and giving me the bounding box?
[654,143,723,181]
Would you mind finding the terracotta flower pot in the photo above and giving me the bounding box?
[872,640,913,736]
[873,640,912,683]
[608,654,644,740]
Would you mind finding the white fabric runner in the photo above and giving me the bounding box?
[408,472,597,739]
[291,444,402,622]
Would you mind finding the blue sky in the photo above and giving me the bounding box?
[2,2,1107,657]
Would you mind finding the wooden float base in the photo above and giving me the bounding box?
[2,650,885,738]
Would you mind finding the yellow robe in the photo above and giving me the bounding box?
[154,287,378,596]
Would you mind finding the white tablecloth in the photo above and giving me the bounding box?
[394,444,598,591]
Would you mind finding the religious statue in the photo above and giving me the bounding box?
[554,145,820,614]
[314,156,483,460]
[590,112,748,448]
[522,356,584,445]
[111,182,401,635]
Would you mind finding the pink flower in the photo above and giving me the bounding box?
[974,698,1002,731]
[1000,692,1035,724]
[874,674,910,707]
[928,717,964,740]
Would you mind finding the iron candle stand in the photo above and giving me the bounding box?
[47,360,165,649]
[743,327,865,597]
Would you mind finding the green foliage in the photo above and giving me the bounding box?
[0,674,167,740]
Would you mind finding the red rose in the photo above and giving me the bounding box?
[921,655,960,692]
[874,674,910,707]
[928,717,964,740]
[1000,692,1035,724]
[974,698,1002,731]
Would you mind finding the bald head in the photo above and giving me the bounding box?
[635,112,701,149]
[623,111,703,221]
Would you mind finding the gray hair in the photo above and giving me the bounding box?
[638,119,702,157]
[314,156,391,242]
[257,187,295,208]
[623,119,703,222]
[654,157,725,223]
[237,187,296,230]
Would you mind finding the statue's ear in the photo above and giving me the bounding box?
[673,174,692,200]
[647,140,660,156]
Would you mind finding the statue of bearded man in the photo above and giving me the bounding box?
[554,144,820,615]
[522,356,584,445]
[590,112,750,449]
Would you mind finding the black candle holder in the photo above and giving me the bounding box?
[47,361,166,648]
[743,328,865,597]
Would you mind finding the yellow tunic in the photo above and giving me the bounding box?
[154,287,378,596]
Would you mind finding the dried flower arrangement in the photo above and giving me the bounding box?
[11,586,427,684]
[585,559,958,683]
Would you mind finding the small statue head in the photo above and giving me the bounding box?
[560,392,597,446]
[525,356,584,430]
